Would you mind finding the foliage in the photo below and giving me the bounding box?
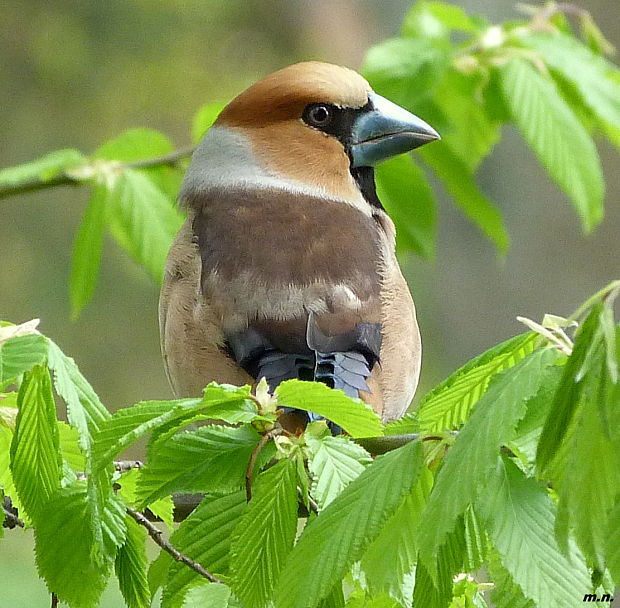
[1,2,620,608]
[2,3,620,317]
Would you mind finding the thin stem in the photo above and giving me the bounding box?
[245,427,282,501]
[126,506,222,584]
[567,280,620,324]
[2,503,24,528]
[0,146,195,200]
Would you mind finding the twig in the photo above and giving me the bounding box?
[51,593,58,608]
[0,146,195,200]
[126,506,222,584]
[2,497,24,528]
[245,427,282,501]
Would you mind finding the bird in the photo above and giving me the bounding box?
[159,61,439,432]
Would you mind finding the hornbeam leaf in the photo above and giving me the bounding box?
[162,492,247,607]
[35,484,126,608]
[500,58,604,232]
[375,154,437,259]
[0,149,84,188]
[274,439,424,608]
[481,457,591,608]
[10,365,61,523]
[231,459,299,608]
[70,183,108,318]
[520,31,620,133]
[420,144,509,253]
[0,333,48,384]
[115,515,150,608]
[417,348,560,569]
[275,380,383,438]
[136,425,260,505]
[387,332,538,434]
[306,433,372,510]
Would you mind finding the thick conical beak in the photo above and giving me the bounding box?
[350,92,440,167]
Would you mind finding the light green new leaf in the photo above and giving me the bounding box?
[306,433,372,510]
[417,348,560,569]
[486,549,535,608]
[163,491,247,608]
[0,425,17,499]
[420,144,509,253]
[387,332,538,435]
[92,398,202,469]
[500,58,604,232]
[35,484,126,608]
[363,37,449,111]
[10,365,61,523]
[0,333,48,384]
[520,31,620,133]
[275,380,383,438]
[58,421,86,472]
[106,168,183,283]
[181,583,240,608]
[232,459,299,608]
[0,148,84,188]
[192,102,227,143]
[606,502,620,587]
[115,515,150,608]
[274,439,424,608]
[361,466,433,606]
[70,183,108,318]
[47,339,110,454]
[136,425,260,506]
[93,383,252,469]
[375,154,437,259]
[481,457,591,608]
[402,1,484,39]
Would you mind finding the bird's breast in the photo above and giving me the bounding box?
[189,187,383,330]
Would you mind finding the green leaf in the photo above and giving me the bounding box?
[420,144,509,253]
[47,339,110,454]
[274,439,424,608]
[70,183,108,317]
[162,491,247,607]
[115,515,150,608]
[105,168,183,283]
[35,483,126,608]
[500,58,604,232]
[486,549,535,608]
[606,502,620,587]
[136,425,260,506]
[181,583,240,608]
[361,466,433,606]
[387,332,538,434]
[275,380,383,438]
[0,149,84,187]
[375,155,436,258]
[363,37,449,111]
[306,433,372,510]
[417,348,560,569]
[58,421,86,472]
[192,102,226,143]
[94,128,174,163]
[402,1,484,39]
[0,333,48,384]
[10,365,61,523]
[481,457,591,608]
[232,459,299,608]
[520,31,620,133]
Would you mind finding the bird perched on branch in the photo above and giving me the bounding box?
[159,61,439,430]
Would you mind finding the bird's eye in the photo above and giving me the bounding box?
[306,104,332,127]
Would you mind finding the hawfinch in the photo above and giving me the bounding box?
[159,62,439,428]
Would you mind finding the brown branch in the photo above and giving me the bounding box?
[0,146,195,200]
[51,593,58,608]
[2,496,24,528]
[126,506,222,584]
[246,427,282,501]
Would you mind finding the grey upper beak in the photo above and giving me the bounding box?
[350,92,440,168]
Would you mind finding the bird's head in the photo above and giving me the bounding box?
[182,62,439,210]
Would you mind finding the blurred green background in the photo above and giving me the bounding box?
[1,1,619,605]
